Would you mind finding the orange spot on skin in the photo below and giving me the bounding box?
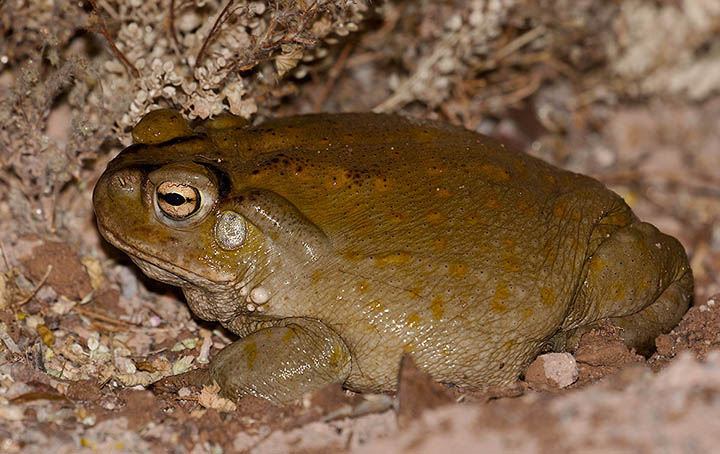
[604,212,632,227]
[432,238,446,251]
[373,177,393,192]
[521,307,534,320]
[426,211,445,224]
[541,286,555,307]
[449,262,469,277]
[375,251,413,268]
[546,175,557,185]
[465,214,480,226]
[389,211,406,223]
[517,199,536,217]
[430,297,445,320]
[402,343,414,353]
[502,255,521,273]
[343,249,363,262]
[501,240,520,271]
[244,342,258,370]
[491,283,511,313]
[491,300,508,313]
[571,210,581,221]
[553,199,567,218]
[282,328,296,343]
[479,164,510,182]
[406,312,422,327]
[503,339,516,351]
[311,270,324,282]
[356,281,370,292]
[610,282,625,300]
[590,257,607,274]
[435,187,453,198]
[485,198,500,210]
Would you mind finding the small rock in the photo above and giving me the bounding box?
[525,352,578,389]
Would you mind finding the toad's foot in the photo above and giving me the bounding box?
[207,317,352,405]
[152,368,209,393]
[561,221,692,355]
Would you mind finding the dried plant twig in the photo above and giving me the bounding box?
[16,265,52,306]
[168,0,181,53]
[73,305,135,328]
[314,40,354,113]
[87,0,140,78]
[195,0,239,71]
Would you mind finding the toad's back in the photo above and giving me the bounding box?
[214,114,635,390]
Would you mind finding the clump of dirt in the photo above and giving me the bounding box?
[650,295,720,370]
[573,322,646,385]
[18,237,93,302]
[395,355,455,428]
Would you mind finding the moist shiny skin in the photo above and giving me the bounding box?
[93,109,693,403]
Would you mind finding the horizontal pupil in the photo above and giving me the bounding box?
[161,192,187,206]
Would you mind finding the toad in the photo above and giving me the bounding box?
[93,109,692,403]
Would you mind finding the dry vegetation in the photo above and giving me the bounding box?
[1,0,720,452]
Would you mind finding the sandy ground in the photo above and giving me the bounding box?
[2,0,720,452]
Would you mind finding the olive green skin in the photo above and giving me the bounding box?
[93,109,692,403]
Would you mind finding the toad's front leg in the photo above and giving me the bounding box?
[208,317,352,404]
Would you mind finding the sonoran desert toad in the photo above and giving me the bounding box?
[93,109,693,403]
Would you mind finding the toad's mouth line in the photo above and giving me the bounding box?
[96,223,235,287]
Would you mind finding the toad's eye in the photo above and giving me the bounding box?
[156,182,201,219]
[148,163,218,228]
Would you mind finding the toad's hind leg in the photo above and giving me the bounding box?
[561,221,693,355]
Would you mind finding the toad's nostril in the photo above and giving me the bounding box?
[93,168,146,209]
[110,168,143,193]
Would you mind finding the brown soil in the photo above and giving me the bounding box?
[2,0,720,452]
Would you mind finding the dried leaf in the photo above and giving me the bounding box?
[198,382,236,412]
